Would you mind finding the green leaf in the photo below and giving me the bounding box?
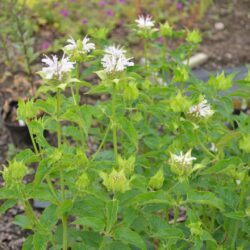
[202,157,242,175]
[0,187,18,199]
[15,149,38,164]
[73,216,105,232]
[105,199,118,232]
[114,226,147,250]
[122,190,174,207]
[13,214,32,229]
[22,235,33,250]
[186,191,224,211]
[33,159,51,188]
[40,204,58,228]
[56,200,73,217]
[223,211,246,220]
[118,117,138,149]
[0,199,16,215]
[33,232,48,250]
[153,227,185,240]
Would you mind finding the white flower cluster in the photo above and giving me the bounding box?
[170,151,196,167]
[65,36,95,53]
[135,15,155,29]
[101,45,134,73]
[189,99,213,118]
[42,54,75,80]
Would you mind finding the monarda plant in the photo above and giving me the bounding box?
[0,15,249,250]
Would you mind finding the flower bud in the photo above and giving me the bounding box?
[170,91,191,113]
[188,221,203,236]
[186,30,202,44]
[3,161,28,187]
[123,83,139,101]
[148,168,164,190]
[75,172,90,191]
[169,150,196,178]
[172,66,189,83]
[160,22,173,37]
[208,71,233,90]
[100,169,130,193]
[17,99,37,121]
[239,135,250,153]
[117,155,135,176]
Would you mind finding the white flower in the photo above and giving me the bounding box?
[82,36,95,53]
[64,36,95,53]
[65,37,77,50]
[189,99,213,118]
[210,143,218,153]
[135,15,155,29]
[41,54,75,80]
[101,45,134,73]
[170,151,196,167]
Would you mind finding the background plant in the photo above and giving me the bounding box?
[0,15,249,250]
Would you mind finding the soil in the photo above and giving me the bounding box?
[0,0,249,248]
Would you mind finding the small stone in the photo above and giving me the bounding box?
[214,22,225,30]
[225,53,233,59]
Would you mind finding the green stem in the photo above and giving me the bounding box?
[197,136,217,159]
[62,215,68,250]
[173,205,179,225]
[27,122,58,203]
[91,123,111,161]
[161,37,167,81]
[112,84,118,163]
[143,37,148,74]
[230,172,248,249]
[56,91,61,146]
[70,85,77,105]
[27,124,39,155]
[75,63,80,104]
[56,90,68,250]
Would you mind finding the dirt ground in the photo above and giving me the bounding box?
[0,0,249,248]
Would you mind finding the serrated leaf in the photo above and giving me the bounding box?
[56,200,73,217]
[202,157,242,175]
[39,204,58,228]
[186,191,224,211]
[73,216,105,232]
[105,199,118,232]
[223,211,246,220]
[33,232,48,250]
[13,214,32,229]
[0,199,16,214]
[118,117,138,149]
[15,149,38,164]
[22,235,33,250]
[114,226,146,250]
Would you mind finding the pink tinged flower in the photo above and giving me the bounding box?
[40,41,50,50]
[68,0,76,2]
[81,18,88,25]
[101,45,134,73]
[41,54,75,80]
[176,2,183,10]
[119,0,126,3]
[157,37,164,44]
[60,9,69,17]
[135,15,155,29]
[106,9,114,17]
[99,0,107,7]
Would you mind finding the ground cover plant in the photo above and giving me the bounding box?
[0,14,250,250]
